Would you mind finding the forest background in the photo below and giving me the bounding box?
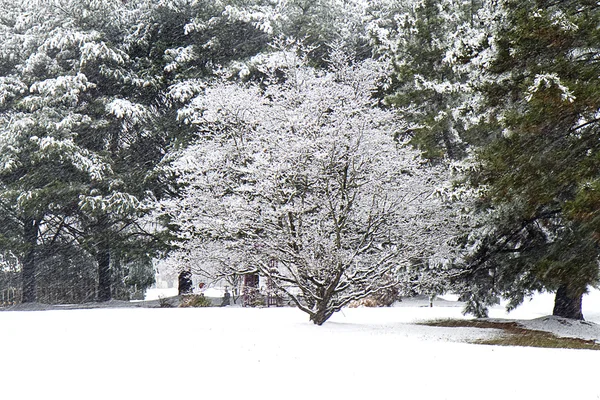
[1,0,599,325]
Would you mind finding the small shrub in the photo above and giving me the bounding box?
[253,296,266,307]
[130,290,145,301]
[244,295,265,307]
[158,296,174,308]
[349,298,379,308]
[242,287,265,307]
[373,286,400,307]
[180,294,212,308]
[348,286,399,308]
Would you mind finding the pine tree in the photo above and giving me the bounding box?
[0,0,117,302]
[0,0,170,302]
[277,0,372,61]
[460,0,600,319]
[0,0,288,302]
[371,0,485,160]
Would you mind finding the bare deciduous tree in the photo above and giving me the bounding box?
[165,46,460,324]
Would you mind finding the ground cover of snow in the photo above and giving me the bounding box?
[144,287,179,300]
[1,291,599,400]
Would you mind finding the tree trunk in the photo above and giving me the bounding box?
[96,240,111,302]
[21,218,39,303]
[309,300,334,326]
[310,309,331,326]
[552,285,584,320]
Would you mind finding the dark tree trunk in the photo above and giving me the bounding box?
[553,285,584,320]
[96,240,111,302]
[309,298,334,326]
[21,218,39,303]
[310,308,332,326]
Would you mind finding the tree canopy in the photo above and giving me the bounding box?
[1,0,599,323]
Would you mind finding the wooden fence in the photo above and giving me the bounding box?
[1,284,97,306]
[0,287,20,306]
[37,284,97,304]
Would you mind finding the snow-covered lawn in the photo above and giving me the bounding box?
[1,292,600,400]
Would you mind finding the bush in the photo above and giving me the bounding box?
[348,286,400,308]
[242,287,265,307]
[373,285,400,307]
[130,290,145,301]
[179,294,212,308]
[348,298,379,308]
[158,296,175,308]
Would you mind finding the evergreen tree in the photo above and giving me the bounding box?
[0,0,285,302]
[370,0,485,160]
[459,0,600,319]
[278,0,372,62]
[0,0,117,302]
[0,0,169,302]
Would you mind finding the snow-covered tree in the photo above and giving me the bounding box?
[452,0,600,320]
[275,0,373,61]
[0,0,288,302]
[166,47,461,324]
[0,0,117,302]
[367,0,491,160]
[0,0,175,302]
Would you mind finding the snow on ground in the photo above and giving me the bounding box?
[144,286,225,300]
[485,289,600,341]
[144,287,178,300]
[1,292,600,400]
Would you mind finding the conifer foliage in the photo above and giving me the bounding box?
[369,0,484,160]
[0,0,271,302]
[1,0,598,324]
[459,0,600,319]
